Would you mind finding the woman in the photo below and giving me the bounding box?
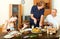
[30,1,45,28]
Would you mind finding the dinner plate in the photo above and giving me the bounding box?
[4,35,14,38]
[7,31,20,36]
[20,28,32,33]
[4,31,21,38]
[24,28,32,31]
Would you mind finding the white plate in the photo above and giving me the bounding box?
[20,28,32,33]
[24,28,32,31]
[8,31,20,35]
[4,35,14,38]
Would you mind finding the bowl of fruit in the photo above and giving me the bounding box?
[31,28,41,33]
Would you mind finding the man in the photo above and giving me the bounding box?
[30,1,45,28]
[45,9,59,30]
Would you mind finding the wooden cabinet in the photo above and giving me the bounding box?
[9,4,22,27]
[0,24,4,33]
[34,0,52,16]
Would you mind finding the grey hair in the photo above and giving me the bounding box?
[52,9,57,12]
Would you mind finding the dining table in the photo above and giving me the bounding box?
[12,28,60,39]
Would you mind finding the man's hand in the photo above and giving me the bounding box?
[39,22,43,26]
[30,14,37,24]
[48,22,53,26]
[39,15,44,26]
[34,18,37,24]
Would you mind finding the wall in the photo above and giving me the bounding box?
[0,0,9,25]
[23,0,33,16]
[22,0,33,20]
[52,0,60,15]
[52,0,60,24]
[0,0,21,25]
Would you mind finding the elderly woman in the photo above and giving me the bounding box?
[30,1,45,28]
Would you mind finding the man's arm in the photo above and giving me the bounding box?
[30,14,35,20]
[39,15,44,26]
[30,14,37,24]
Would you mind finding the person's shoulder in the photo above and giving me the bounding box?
[47,14,52,16]
[46,14,52,18]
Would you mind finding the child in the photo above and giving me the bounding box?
[18,20,30,30]
[7,22,14,32]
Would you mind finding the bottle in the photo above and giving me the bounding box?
[32,25,34,29]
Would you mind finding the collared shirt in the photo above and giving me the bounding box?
[31,5,44,19]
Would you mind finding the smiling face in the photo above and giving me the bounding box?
[51,9,57,17]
